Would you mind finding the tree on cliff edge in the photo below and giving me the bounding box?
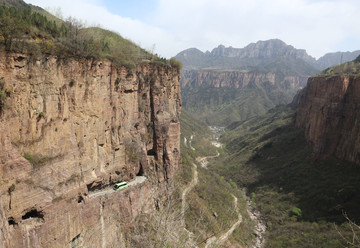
[0,13,23,50]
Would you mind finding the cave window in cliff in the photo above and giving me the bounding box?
[77,195,84,204]
[8,217,17,225]
[147,149,156,156]
[22,209,44,221]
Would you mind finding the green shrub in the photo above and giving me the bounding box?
[24,153,34,164]
[0,90,6,111]
[8,183,16,193]
[23,152,52,168]
[169,58,182,70]
[290,207,302,219]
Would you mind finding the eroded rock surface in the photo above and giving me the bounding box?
[296,76,360,164]
[0,52,181,247]
[181,69,308,90]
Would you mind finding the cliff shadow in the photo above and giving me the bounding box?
[246,123,360,224]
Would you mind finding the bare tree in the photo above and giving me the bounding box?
[336,212,360,247]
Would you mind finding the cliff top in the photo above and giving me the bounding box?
[0,0,182,70]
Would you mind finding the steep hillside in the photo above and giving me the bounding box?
[316,50,360,70]
[179,110,255,248]
[296,57,360,163]
[0,2,183,247]
[206,58,360,247]
[181,75,302,125]
[209,104,360,247]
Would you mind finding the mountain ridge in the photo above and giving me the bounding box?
[176,39,360,71]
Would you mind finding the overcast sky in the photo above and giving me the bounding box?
[25,0,360,59]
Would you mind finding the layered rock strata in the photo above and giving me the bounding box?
[0,52,181,247]
[296,76,360,164]
[181,69,308,91]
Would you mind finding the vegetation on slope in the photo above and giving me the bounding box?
[321,55,360,76]
[179,110,254,247]
[0,3,182,69]
[210,105,360,247]
[182,82,293,126]
[123,110,254,247]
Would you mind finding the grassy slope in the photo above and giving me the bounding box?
[210,105,360,247]
[0,1,179,70]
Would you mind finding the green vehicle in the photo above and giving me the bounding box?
[113,181,128,190]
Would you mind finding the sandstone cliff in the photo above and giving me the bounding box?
[181,69,308,90]
[295,76,360,164]
[0,52,181,247]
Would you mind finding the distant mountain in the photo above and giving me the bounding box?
[176,39,319,76]
[316,50,360,70]
[175,39,320,125]
[211,39,316,64]
[176,39,359,72]
[175,39,360,126]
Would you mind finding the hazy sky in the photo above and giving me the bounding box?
[25,0,360,58]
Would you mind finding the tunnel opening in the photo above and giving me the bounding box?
[137,163,144,176]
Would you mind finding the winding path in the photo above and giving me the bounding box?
[196,151,220,169]
[181,163,198,227]
[204,195,243,248]
[182,149,243,248]
[182,131,266,247]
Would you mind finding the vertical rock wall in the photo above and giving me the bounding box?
[0,52,181,247]
[295,76,360,164]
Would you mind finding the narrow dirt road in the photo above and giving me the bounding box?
[204,195,243,248]
[196,151,220,169]
[182,163,198,227]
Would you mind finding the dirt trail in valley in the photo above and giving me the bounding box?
[204,195,243,248]
[183,131,266,247]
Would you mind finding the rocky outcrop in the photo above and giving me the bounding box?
[0,52,181,247]
[181,69,308,91]
[295,76,360,164]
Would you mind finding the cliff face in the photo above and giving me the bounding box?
[181,69,308,91]
[295,76,360,164]
[0,52,181,247]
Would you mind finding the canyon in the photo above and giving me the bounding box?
[0,51,181,247]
